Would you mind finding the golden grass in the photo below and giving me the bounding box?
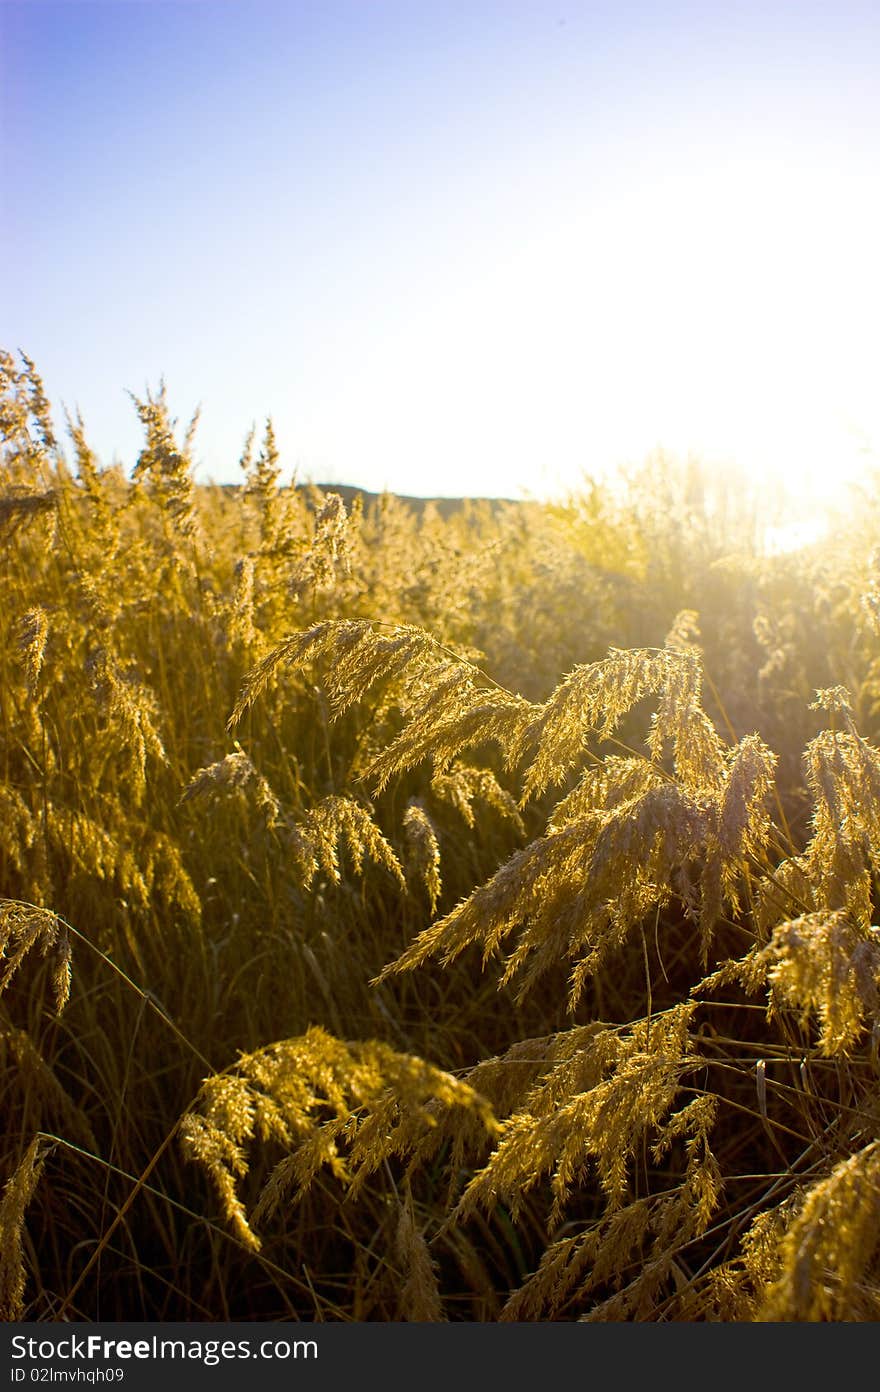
[5,347,880,1320]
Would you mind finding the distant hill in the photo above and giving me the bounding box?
[217,479,536,519]
[300,482,532,519]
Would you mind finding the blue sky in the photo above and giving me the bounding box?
[4,0,880,500]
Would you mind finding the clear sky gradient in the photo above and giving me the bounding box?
[4,0,880,502]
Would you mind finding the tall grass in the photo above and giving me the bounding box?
[3,347,880,1320]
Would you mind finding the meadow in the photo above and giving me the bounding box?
[3,347,880,1321]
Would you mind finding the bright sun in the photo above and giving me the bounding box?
[329,159,880,523]
[523,159,880,514]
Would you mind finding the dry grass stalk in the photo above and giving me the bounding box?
[0,1138,46,1320]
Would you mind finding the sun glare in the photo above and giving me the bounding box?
[323,157,879,525]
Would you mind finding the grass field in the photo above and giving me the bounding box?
[3,348,880,1321]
